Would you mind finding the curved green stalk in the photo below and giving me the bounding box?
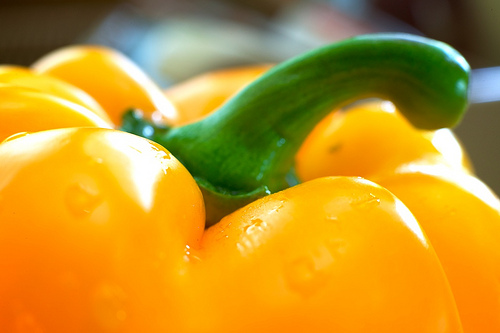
[122,33,470,225]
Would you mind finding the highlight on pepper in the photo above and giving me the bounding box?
[0,33,499,333]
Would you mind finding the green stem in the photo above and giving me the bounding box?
[122,33,470,225]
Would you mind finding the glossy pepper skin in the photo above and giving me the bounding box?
[165,64,273,126]
[0,128,205,332]
[0,65,111,123]
[0,84,112,142]
[32,45,177,126]
[0,33,496,332]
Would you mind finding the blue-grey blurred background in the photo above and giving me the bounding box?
[1,0,499,193]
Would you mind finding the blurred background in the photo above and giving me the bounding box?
[1,0,499,192]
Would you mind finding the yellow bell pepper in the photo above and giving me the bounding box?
[163,42,499,333]
[0,84,111,142]
[0,128,462,332]
[32,45,177,127]
[0,65,111,122]
[164,64,273,126]
[0,33,498,333]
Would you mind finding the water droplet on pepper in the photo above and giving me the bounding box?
[244,218,266,234]
[65,183,101,217]
[284,256,330,298]
[350,193,381,211]
[92,283,128,330]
